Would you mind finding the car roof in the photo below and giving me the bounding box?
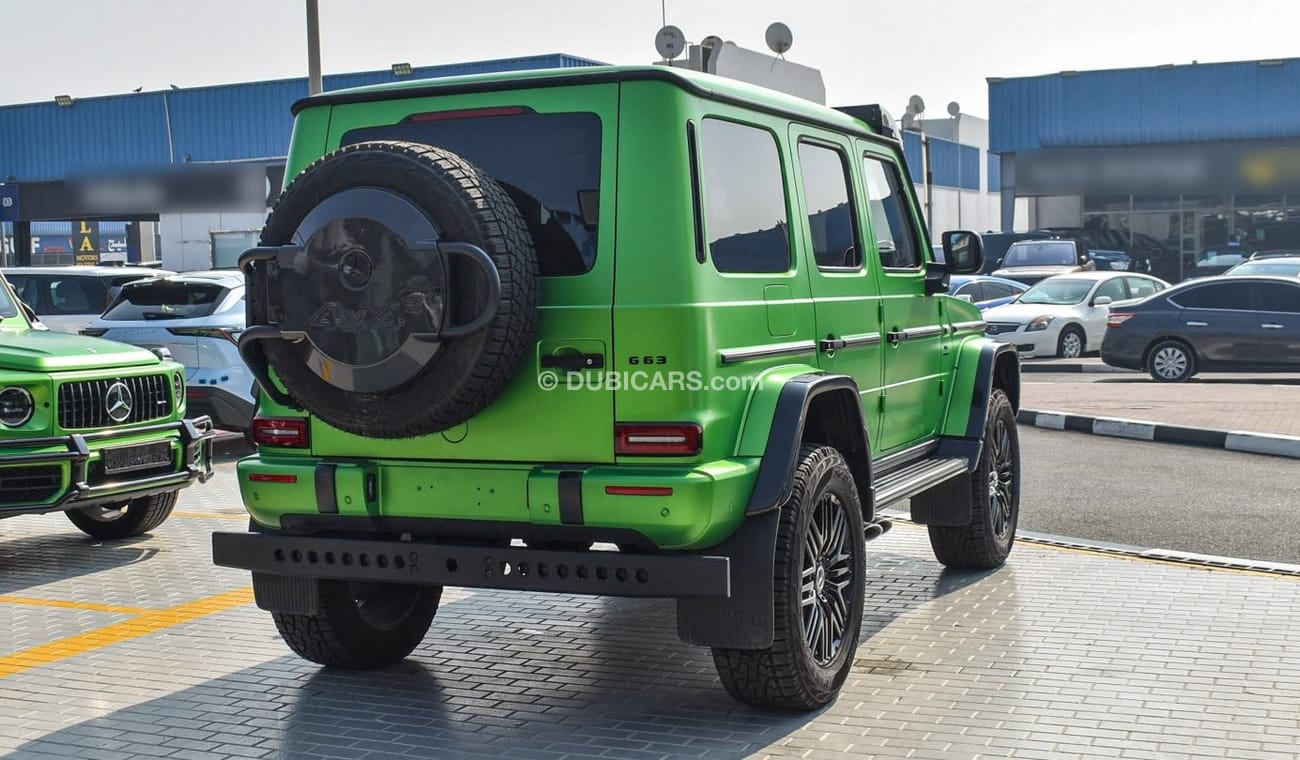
[1036,271,1158,282]
[125,271,244,286]
[1235,256,1300,264]
[1,265,174,277]
[1166,274,1300,290]
[291,65,888,143]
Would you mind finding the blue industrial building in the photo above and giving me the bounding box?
[989,57,1300,280]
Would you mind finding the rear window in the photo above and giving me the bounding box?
[342,111,602,277]
[1003,242,1077,268]
[103,280,230,320]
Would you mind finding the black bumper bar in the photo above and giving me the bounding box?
[0,416,215,515]
[212,532,732,599]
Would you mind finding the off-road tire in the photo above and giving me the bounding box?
[65,490,178,539]
[258,140,539,439]
[272,579,441,669]
[1056,325,1085,358]
[1146,339,1195,383]
[929,390,1020,568]
[712,445,866,711]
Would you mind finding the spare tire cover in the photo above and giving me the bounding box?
[257,140,538,438]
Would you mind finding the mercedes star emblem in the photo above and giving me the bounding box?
[104,382,134,423]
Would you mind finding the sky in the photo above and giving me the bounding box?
[3,0,1300,119]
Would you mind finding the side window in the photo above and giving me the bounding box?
[984,282,1020,300]
[1174,282,1252,310]
[955,281,985,301]
[5,275,38,309]
[46,277,104,315]
[796,142,860,269]
[1094,279,1128,302]
[699,119,790,274]
[861,156,922,269]
[1125,277,1162,299]
[1259,282,1300,313]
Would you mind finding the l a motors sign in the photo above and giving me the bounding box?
[74,220,100,265]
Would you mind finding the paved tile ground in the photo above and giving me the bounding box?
[2,467,1299,759]
[1022,377,1300,438]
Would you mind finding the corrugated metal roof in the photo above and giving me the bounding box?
[990,57,1300,153]
[0,54,601,180]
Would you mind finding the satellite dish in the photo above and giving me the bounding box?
[947,101,961,117]
[701,35,724,51]
[765,22,793,55]
[655,25,686,60]
[908,94,926,114]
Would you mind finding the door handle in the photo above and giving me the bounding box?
[1262,323,1284,330]
[1185,321,1207,327]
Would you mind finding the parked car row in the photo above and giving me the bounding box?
[1,265,253,436]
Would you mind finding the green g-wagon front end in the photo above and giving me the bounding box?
[215,65,1021,711]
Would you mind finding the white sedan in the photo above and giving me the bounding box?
[982,272,1168,358]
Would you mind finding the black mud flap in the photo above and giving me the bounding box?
[676,509,780,650]
[252,572,320,615]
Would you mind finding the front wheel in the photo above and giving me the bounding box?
[712,445,866,711]
[929,390,1020,569]
[1056,325,1085,358]
[66,491,178,539]
[272,579,441,669]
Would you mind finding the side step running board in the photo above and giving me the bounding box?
[873,457,969,508]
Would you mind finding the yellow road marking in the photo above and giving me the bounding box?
[0,596,150,615]
[174,510,247,520]
[0,587,253,679]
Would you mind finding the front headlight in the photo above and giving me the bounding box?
[173,373,186,412]
[0,386,34,427]
[1026,316,1055,332]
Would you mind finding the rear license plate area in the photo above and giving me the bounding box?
[102,442,174,475]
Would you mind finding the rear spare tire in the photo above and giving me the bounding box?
[255,140,538,438]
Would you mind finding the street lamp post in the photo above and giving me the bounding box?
[306,0,322,96]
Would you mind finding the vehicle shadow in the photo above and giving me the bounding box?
[3,547,1003,759]
[1093,375,1300,386]
[0,531,157,595]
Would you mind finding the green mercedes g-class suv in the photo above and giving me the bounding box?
[0,271,214,538]
[213,65,1021,710]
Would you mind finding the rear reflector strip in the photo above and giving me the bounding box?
[250,474,298,484]
[605,486,674,497]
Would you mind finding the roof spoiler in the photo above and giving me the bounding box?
[834,104,896,139]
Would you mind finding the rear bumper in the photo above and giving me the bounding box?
[211,531,731,599]
[1100,332,1147,369]
[0,417,215,516]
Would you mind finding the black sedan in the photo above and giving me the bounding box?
[1101,276,1300,381]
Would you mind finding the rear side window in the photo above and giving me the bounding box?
[797,142,860,269]
[0,278,18,318]
[1171,282,1251,310]
[698,119,790,274]
[983,281,1022,300]
[1125,277,1162,299]
[861,156,922,269]
[103,280,230,320]
[45,277,108,315]
[343,111,602,277]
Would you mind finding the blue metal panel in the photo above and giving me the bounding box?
[959,145,980,191]
[991,57,1300,152]
[988,154,1001,192]
[0,54,601,181]
[927,137,959,188]
[902,131,923,178]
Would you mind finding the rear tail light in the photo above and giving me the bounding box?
[615,423,702,456]
[251,417,310,448]
[1107,312,1136,328]
[167,327,242,344]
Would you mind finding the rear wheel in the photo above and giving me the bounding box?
[66,491,178,539]
[712,445,865,711]
[929,390,1019,569]
[1147,339,1195,382]
[272,579,441,669]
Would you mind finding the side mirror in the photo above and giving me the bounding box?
[1092,295,1113,307]
[940,230,983,274]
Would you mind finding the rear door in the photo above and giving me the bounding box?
[791,127,884,447]
[1172,281,1258,365]
[322,84,618,463]
[859,145,945,452]
[1256,281,1300,366]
